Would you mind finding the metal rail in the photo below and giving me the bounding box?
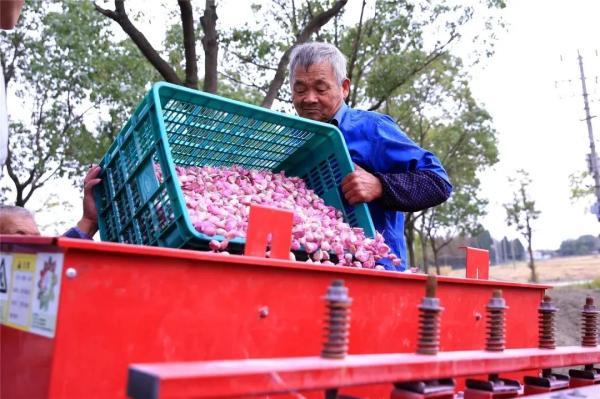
[127,346,600,398]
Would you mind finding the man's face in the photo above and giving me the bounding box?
[292,62,350,122]
[0,214,41,235]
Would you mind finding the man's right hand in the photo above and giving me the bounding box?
[77,165,102,237]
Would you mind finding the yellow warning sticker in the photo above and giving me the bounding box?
[1,252,64,338]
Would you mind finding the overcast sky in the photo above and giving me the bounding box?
[468,0,600,249]
[11,0,600,250]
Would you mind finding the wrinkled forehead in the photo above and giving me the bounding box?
[0,213,40,235]
[292,62,337,84]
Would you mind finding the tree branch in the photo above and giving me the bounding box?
[347,0,366,83]
[290,0,299,36]
[232,51,278,71]
[94,1,182,84]
[178,0,198,89]
[200,0,218,93]
[367,33,458,112]
[4,32,25,87]
[219,71,290,103]
[261,0,348,108]
[4,147,24,203]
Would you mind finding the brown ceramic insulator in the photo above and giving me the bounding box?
[538,295,558,349]
[486,289,508,351]
[582,296,599,347]
[321,280,352,359]
[417,274,443,355]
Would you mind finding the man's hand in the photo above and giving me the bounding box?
[341,164,383,205]
[77,165,102,237]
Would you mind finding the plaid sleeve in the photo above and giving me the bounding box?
[374,170,452,212]
[63,226,93,240]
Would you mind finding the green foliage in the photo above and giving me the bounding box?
[582,277,600,289]
[219,0,347,103]
[381,51,499,266]
[569,170,595,202]
[559,235,600,256]
[1,0,156,205]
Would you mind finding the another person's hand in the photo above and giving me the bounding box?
[341,164,382,205]
[77,165,102,237]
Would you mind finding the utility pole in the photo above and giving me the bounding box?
[577,51,600,221]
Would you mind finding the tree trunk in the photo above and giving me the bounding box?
[200,0,218,93]
[430,236,440,275]
[178,0,199,89]
[419,228,429,273]
[404,212,415,269]
[527,243,537,282]
[526,221,537,282]
[15,188,25,207]
[346,0,366,83]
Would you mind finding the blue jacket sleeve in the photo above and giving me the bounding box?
[63,226,93,240]
[371,115,451,180]
[370,115,452,211]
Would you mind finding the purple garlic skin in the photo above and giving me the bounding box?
[168,164,400,268]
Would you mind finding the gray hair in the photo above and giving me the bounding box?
[288,42,348,87]
[0,205,34,218]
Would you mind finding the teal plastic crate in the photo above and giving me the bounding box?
[94,82,375,250]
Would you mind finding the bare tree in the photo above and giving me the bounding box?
[95,0,219,92]
[504,170,541,282]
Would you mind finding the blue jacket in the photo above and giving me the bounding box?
[332,103,451,270]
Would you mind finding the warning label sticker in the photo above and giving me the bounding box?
[0,252,64,338]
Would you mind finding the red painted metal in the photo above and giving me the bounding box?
[244,204,293,259]
[1,237,549,399]
[463,247,490,280]
[126,347,600,398]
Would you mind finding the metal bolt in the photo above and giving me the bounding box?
[581,296,599,347]
[539,295,558,349]
[417,274,443,355]
[486,289,508,352]
[258,306,269,319]
[321,280,352,359]
[65,267,77,279]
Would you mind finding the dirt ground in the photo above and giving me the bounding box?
[550,285,600,346]
[447,255,600,348]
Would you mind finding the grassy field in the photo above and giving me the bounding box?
[447,254,600,284]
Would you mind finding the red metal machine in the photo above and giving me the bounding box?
[1,237,598,398]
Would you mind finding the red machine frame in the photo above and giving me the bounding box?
[0,236,561,398]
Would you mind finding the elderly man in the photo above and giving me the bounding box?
[288,42,452,271]
[0,205,40,235]
[0,165,101,238]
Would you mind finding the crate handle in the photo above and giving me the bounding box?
[244,205,294,260]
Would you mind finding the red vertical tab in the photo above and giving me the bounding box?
[244,204,294,260]
[462,247,490,280]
